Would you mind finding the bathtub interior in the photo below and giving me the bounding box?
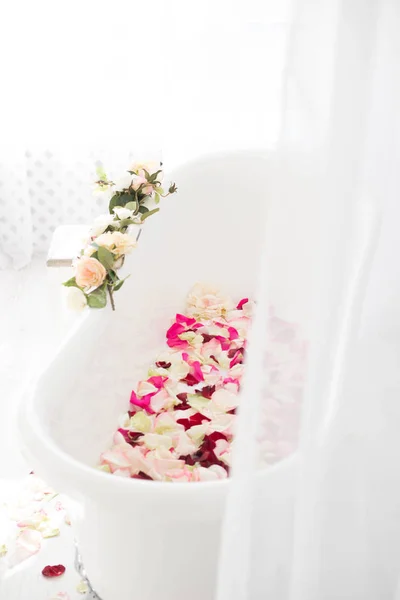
[30,154,277,466]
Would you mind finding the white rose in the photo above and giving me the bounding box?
[113,173,133,192]
[66,287,87,311]
[83,245,97,257]
[89,214,115,237]
[113,206,133,220]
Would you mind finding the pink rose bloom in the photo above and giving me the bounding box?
[75,256,107,289]
[130,174,148,191]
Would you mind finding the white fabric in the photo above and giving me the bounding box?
[217,1,400,600]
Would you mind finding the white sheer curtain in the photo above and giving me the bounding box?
[0,0,289,267]
[217,1,400,599]
[2,0,400,598]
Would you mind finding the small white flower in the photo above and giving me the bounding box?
[83,245,97,257]
[113,206,133,220]
[66,287,87,311]
[113,173,133,192]
[90,213,115,237]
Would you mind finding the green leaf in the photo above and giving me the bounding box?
[117,218,134,229]
[124,201,137,211]
[148,169,163,183]
[97,246,115,270]
[156,186,164,195]
[154,192,160,205]
[119,193,134,206]
[138,205,149,214]
[63,276,79,288]
[109,194,120,214]
[108,269,118,283]
[140,207,160,222]
[113,278,126,292]
[87,284,107,308]
[95,162,107,181]
[109,193,133,214]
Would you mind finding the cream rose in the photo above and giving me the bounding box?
[95,231,136,257]
[75,256,107,289]
[186,283,234,319]
[130,160,162,179]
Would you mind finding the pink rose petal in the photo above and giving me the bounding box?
[15,529,42,562]
[237,298,249,309]
[176,314,196,327]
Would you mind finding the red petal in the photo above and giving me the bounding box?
[155,361,171,369]
[179,455,197,466]
[198,385,215,399]
[228,326,239,341]
[42,565,66,578]
[229,349,244,368]
[180,373,199,387]
[193,435,228,470]
[177,413,210,430]
[208,431,228,443]
[130,391,155,413]
[166,322,186,339]
[117,429,142,445]
[237,298,249,310]
[132,471,153,480]
[175,393,191,410]
[201,334,213,343]
[147,376,167,388]
[191,361,204,382]
[176,313,197,327]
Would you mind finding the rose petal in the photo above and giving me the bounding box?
[237,298,249,310]
[42,564,66,577]
[16,529,41,559]
[176,314,197,327]
[76,580,89,594]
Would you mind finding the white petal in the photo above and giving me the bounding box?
[66,287,87,312]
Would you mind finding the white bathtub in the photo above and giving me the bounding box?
[19,152,299,600]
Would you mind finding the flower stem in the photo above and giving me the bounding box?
[108,285,115,311]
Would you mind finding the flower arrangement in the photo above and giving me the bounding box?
[98,284,254,482]
[63,160,177,311]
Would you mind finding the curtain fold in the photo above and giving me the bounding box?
[217,1,400,599]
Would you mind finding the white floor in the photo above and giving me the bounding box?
[0,258,90,600]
